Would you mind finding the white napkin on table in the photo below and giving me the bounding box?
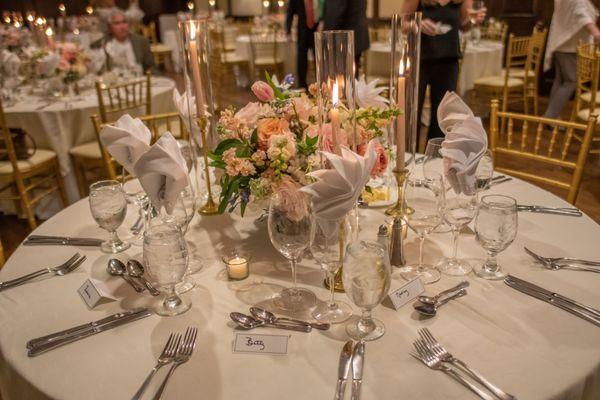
[300,140,377,222]
[437,91,488,195]
[173,89,201,140]
[133,132,189,214]
[35,52,59,77]
[1,50,21,76]
[99,114,152,175]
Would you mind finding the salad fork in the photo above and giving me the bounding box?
[152,327,198,400]
[419,328,516,400]
[131,333,181,400]
[524,247,600,267]
[0,253,86,291]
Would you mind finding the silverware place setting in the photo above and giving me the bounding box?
[0,253,86,292]
[229,312,312,332]
[525,246,600,273]
[334,340,365,400]
[411,328,515,400]
[249,306,330,330]
[505,274,600,327]
[516,205,582,217]
[106,259,160,295]
[483,175,513,190]
[23,235,104,247]
[413,281,469,317]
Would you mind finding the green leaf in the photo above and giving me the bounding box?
[214,138,242,155]
[240,200,247,217]
[265,71,286,100]
[250,128,258,145]
[218,196,229,214]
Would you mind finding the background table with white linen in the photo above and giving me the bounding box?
[0,177,599,400]
[235,34,297,79]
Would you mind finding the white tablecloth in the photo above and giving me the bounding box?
[3,77,176,215]
[0,177,599,400]
[235,34,297,78]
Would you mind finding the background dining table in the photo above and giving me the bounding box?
[0,176,598,400]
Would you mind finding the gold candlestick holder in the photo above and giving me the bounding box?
[323,216,349,293]
[385,168,411,217]
[196,116,219,215]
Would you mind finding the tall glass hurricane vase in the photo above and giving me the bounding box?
[386,12,421,217]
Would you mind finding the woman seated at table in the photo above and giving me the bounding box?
[401,0,485,142]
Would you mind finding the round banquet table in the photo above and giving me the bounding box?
[0,177,599,400]
[235,34,297,79]
[2,77,176,215]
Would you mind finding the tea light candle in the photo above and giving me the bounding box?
[223,252,250,280]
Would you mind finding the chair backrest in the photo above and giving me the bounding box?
[95,73,152,123]
[91,112,189,180]
[249,28,279,63]
[504,33,530,70]
[140,21,158,44]
[481,20,508,43]
[0,98,23,178]
[573,43,600,117]
[523,26,548,85]
[209,25,227,63]
[490,99,597,204]
[0,237,5,269]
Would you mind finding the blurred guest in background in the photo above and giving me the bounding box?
[543,0,600,119]
[286,0,323,89]
[402,0,485,142]
[322,0,369,76]
[94,0,144,33]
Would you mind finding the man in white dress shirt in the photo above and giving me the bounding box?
[103,10,154,73]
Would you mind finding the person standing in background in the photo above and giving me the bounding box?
[322,0,369,76]
[543,0,600,119]
[286,0,323,89]
[401,0,485,142]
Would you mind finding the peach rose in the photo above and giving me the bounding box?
[357,140,388,178]
[291,94,315,121]
[251,81,274,102]
[257,117,290,150]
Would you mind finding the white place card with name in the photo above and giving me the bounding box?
[388,277,425,310]
[233,333,289,355]
[78,278,117,309]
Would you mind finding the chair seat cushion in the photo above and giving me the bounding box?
[150,44,172,53]
[69,141,102,159]
[501,68,535,78]
[577,108,600,123]
[0,149,57,175]
[474,75,523,88]
[580,91,600,103]
[254,57,284,65]
[223,52,248,63]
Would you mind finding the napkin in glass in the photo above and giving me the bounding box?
[437,91,488,195]
[35,52,59,77]
[1,50,21,77]
[100,114,152,175]
[133,132,189,214]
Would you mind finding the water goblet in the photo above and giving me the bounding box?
[143,222,191,316]
[401,173,444,284]
[475,149,494,193]
[309,214,353,324]
[474,195,518,280]
[423,137,451,233]
[89,180,130,253]
[268,192,316,312]
[343,240,391,341]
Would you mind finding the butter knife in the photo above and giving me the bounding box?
[335,341,354,400]
[351,341,365,400]
[516,205,582,217]
[28,308,153,356]
[27,308,149,349]
[25,235,104,247]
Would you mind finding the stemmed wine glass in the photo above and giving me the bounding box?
[470,0,485,44]
[402,173,445,284]
[475,149,494,193]
[436,181,478,276]
[89,180,130,253]
[474,195,518,279]
[343,240,391,341]
[309,214,353,324]
[423,137,451,233]
[268,192,316,312]
[143,222,191,316]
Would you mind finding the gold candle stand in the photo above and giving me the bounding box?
[197,116,219,215]
[385,168,410,217]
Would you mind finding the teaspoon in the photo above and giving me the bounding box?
[249,307,330,330]
[230,312,312,333]
[414,290,467,317]
[418,281,470,305]
[107,259,145,292]
[126,260,161,296]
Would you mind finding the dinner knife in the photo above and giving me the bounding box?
[27,308,153,357]
[24,235,104,247]
[506,275,600,319]
[516,205,582,217]
[27,308,149,349]
[350,341,365,400]
[504,278,600,328]
[335,341,354,400]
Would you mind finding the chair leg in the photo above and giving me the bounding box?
[71,156,89,198]
[15,183,37,230]
[11,182,22,216]
[54,159,69,207]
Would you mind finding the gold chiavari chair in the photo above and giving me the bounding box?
[140,21,158,44]
[249,27,284,81]
[480,19,508,43]
[516,26,547,116]
[91,112,189,180]
[490,99,597,204]
[0,99,68,230]
[69,74,152,196]
[0,238,5,268]
[141,21,173,72]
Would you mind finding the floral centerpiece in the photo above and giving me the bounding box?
[209,74,400,217]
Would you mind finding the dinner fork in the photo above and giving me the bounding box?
[131,333,181,400]
[152,327,198,400]
[0,253,86,291]
[524,247,600,267]
[412,340,494,400]
[419,328,516,400]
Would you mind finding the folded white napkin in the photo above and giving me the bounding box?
[173,89,201,139]
[35,52,59,77]
[133,132,189,214]
[437,92,488,195]
[300,140,377,221]
[1,50,21,76]
[100,114,152,175]
[86,48,106,74]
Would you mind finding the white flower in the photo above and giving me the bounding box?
[267,133,296,162]
[355,76,388,110]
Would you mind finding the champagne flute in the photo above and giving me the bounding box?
[423,137,451,233]
[402,173,444,284]
[309,214,353,324]
[89,180,130,253]
[343,240,391,341]
[474,195,518,280]
[268,192,316,312]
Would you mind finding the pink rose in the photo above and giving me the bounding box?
[274,176,308,222]
[251,81,274,102]
[235,102,261,125]
[60,42,78,63]
[291,95,315,121]
[357,140,388,178]
[257,117,290,150]
[319,123,349,153]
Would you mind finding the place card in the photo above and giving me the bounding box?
[387,277,424,311]
[232,333,289,355]
[78,278,117,309]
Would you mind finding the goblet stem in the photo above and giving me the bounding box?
[358,309,375,334]
[108,230,120,245]
[327,269,336,308]
[290,258,298,289]
[417,234,425,272]
[484,251,499,272]
[163,285,182,311]
[450,227,460,261]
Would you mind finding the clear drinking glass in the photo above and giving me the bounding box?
[143,222,191,316]
[89,180,130,253]
[475,149,494,193]
[343,240,391,341]
[474,195,518,280]
[309,214,353,324]
[402,173,444,284]
[470,1,484,44]
[268,192,316,312]
[436,182,478,276]
[422,137,451,233]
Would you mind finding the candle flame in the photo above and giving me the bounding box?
[278,0,284,6]
[26,14,34,22]
[14,21,21,28]
[188,1,196,10]
[263,0,270,7]
[45,27,53,37]
[86,5,94,14]
[58,3,66,12]
[332,79,339,107]
[3,16,10,24]
[399,59,405,75]
[189,21,197,40]
[207,0,215,6]
[35,17,43,25]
